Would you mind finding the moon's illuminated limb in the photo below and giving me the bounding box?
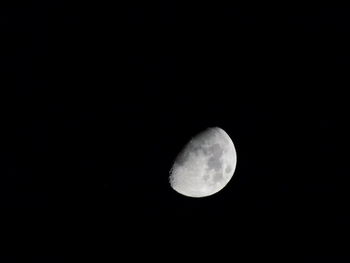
[169,127,237,198]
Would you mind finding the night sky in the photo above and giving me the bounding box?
[2,2,350,261]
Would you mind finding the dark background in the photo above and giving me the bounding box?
[1,2,350,261]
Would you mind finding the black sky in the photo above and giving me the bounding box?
[1,2,350,261]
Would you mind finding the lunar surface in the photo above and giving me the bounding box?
[169,127,237,197]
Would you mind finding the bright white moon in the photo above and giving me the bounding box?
[169,127,237,198]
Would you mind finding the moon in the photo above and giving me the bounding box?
[169,127,237,198]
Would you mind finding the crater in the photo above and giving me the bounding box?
[225,165,232,174]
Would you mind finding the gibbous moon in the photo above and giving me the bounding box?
[169,127,237,198]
